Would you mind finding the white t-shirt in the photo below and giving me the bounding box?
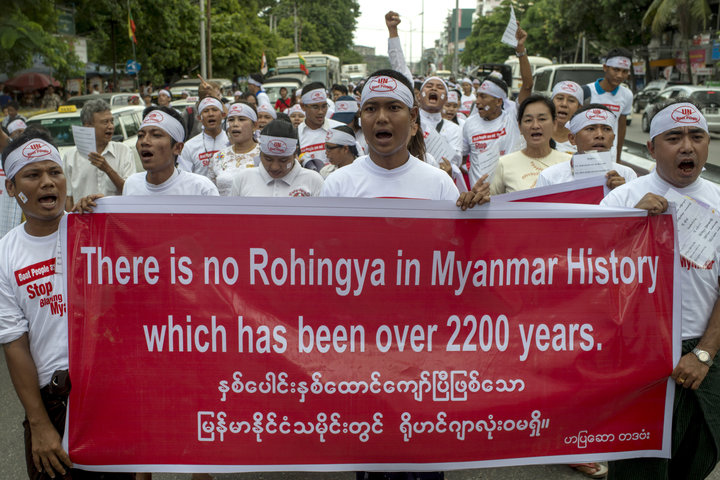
[64,141,137,200]
[460,93,476,117]
[0,224,67,387]
[298,119,345,169]
[586,80,633,117]
[209,144,260,196]
[320,154,459,201]
[123,168,219,196]
[554,140,577,154]
[462,109,521,186]
[230,160,324,197]
[536,158,638,188]
[601,171,720,339]
[177,130,229,178]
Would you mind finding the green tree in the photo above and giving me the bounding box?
[0,0,82,80]
[643,0,710,82]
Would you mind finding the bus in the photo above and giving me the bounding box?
[274,52,341,88]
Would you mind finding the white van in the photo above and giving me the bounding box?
[531,63,604,98]
[504,55,552,97]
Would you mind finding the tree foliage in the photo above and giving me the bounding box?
[462,0,655,67]
[1,0,83,79]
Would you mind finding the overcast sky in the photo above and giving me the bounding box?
[353,0,480,62]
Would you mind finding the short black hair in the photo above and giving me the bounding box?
[142,105,187,143]
[571,103,613,121]
[330,125,359,157]
[605,48,632,62]
[517,94,556,123]
[276,112,291,124]
[366,69,414,96]
[261,119,297,139]
[250,73,265,84]
[1,126,56,178]
[7,101,19,110]
[303,81,326,93]
[332,84,348,95]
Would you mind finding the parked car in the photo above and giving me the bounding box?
[26,105,145,170]
[640,86,720,133]
[531,63,604,98]
[65,93,140,109]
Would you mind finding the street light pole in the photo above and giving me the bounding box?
[200,0,207,78]
[452,0,459,76]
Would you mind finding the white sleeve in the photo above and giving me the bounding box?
[201,178,220,196]
[535,171,550,188]
[439,174,460,201]
[177,147,193,173]
[387,37,414,86]
[320,174,341,197]
[117,145,138,179]
[64,151,74,198]
[0,256,27,345]
[461,123,471,157]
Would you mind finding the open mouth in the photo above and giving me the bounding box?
[529,132,543,140]
[230,129,243,136]
[678,159,696,173]
[38,194,58,208]
[428,92,439,102]
[140,150,154,160]
[375,130,392,141]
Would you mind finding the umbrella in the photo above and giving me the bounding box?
[4,72,61,93]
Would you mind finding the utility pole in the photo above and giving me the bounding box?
[452,0,459,76]
[200,0,207,78]
[294,0,299,53]
[207,0,212,78]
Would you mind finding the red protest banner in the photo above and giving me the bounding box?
[61,198,677,473]
[493,176,608,205]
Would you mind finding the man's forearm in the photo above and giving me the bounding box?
[3,334,51,427]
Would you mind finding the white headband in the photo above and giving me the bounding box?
[361,75,414,108]
[288,104,305,116]
[325,128,356,146]
[158,89,171,98]
[248,78,263,88]
[233,91,242,96]
[566,107,617,134]
[447,91,459,104]
[7,119,27,135]
[605,56,632,70]
[257,104,277,119]
[301,88,327,105]
[259,135,298,156]
[461,77,472,85]
[140,110,185,143]
[5,139,63,180]
[650,102,709,140]
[420,76,448,93]
[478,80,507,100]
[198,97,223,114]
[227,103,257,122]
[551,81,584,104]
[335,99,359,114]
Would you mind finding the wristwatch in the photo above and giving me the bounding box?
[693,347,714,367]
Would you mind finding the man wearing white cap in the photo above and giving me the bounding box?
[536,104,636,190]
[602,100,720,479]
[178,96,229,178]
[586,47,634,163]
[461,76,521,186]
[157,89,172,107]
[247,73,271,109]
[459,78,476,117]
[230,120,323,197]
[0,129,135,480]
[298,81,344,171]
[385,11,462,167]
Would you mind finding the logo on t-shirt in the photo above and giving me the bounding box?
[198,151,218,167]
[289,188,311,197]
[301,143,325,154]
[602,103,621,112]
[22,142,52,159]
[369,77,397,93]
[15,259,55,286]
[472,129,506,144]
[671,106,701,124]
